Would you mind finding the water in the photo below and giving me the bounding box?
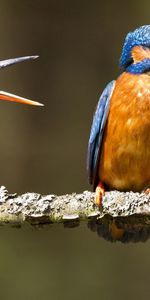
[0,223,150,300]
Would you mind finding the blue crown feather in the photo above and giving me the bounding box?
[120,25,150,69]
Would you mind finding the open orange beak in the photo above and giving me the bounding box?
[0,55,43,106]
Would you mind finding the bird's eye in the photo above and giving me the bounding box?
[125,58,134,68]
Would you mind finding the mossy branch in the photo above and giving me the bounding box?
[0,185,149,223]
[0,185,150,242]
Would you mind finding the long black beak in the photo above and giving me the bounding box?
[0,55,43,106]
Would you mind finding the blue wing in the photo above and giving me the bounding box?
[87,80,116,189]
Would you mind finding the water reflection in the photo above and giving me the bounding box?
[1,224,150,300]
[88,218,150,243]
[27,217,150,243]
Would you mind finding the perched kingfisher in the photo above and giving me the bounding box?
[87,25,150,206]
[0,55,43,106]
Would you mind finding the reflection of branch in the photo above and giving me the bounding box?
[0,185,150,228]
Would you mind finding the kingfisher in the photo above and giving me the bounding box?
[0,55,43,106]
[87,25,150,206]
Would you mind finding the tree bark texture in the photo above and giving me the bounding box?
[0,186,150,242]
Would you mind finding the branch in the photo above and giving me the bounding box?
[0,185,150,242]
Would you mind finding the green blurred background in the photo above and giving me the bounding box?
[0,0,149,195]
[0,0,149,299]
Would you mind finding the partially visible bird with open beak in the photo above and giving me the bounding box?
[0,55,43,106]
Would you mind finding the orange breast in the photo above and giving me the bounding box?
[99,72,150,191]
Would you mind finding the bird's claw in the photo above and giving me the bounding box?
[95,182,105,207]
[144,188,150,195]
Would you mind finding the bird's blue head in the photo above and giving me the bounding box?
[120,25,150,74]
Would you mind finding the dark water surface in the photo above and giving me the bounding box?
[0,224,149,300]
